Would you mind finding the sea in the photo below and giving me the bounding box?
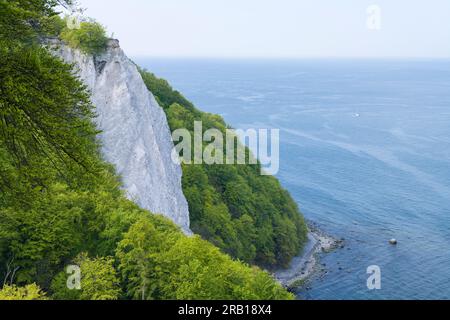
[135,57,450,300]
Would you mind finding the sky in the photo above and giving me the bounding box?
[76,0,450,58]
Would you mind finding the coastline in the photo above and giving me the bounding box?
[274,222,341,290]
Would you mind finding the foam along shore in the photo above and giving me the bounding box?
[274,223,340,289]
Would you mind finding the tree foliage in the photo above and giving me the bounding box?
[116,216,292,300]
[0,283,47,300]
[51,253,121,300]
[0,44,99,176]
[60,19,108,55]
[0,0,295,301]
[0,0,72,43]
[140,70,308,268]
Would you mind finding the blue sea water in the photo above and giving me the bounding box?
[135,58,450,300]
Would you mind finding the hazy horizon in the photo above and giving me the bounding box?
[78,0,450,59]
[132,56,450,60]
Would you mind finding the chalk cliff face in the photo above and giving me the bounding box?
[52,39,191,234]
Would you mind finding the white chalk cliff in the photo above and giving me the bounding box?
[51,39,191,234]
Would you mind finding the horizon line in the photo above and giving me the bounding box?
[130,55,450,61]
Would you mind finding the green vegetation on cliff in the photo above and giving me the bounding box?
[60,18,108,55]
[140,70,308,269]
[0,0,292,300]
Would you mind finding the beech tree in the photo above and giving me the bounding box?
[0,0,296,301]
[0,283,47,300]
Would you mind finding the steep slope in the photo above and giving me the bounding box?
[50,39,191,234]
[0,2,296,300]
[140,70,308,268]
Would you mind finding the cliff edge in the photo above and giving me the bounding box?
[51,39,191,234]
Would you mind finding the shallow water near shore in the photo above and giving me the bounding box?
[135,58,450,300]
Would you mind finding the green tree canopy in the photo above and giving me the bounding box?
[50,253,121,300]
[140,70,308,268]
[0,0,295,301]
[60,18,108,55]
[0,0,72,43]
[0,283,47,300]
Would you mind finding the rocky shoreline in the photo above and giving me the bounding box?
[274,222,342,290]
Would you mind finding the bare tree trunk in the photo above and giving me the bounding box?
[3,257,17,287]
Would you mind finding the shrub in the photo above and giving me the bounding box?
[60,19,108,55]
[0,284,47,300]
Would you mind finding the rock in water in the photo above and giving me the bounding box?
[52,39,191,234]
[389,239,398,245]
